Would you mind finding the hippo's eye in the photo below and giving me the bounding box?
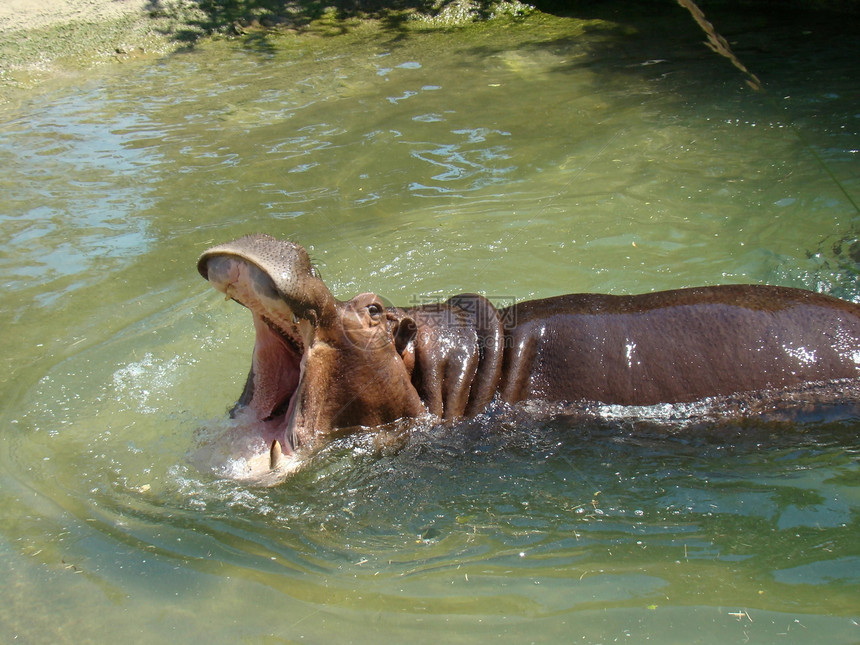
[367,303,383,318]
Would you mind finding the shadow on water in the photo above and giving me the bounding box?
[144,0,860,271]
[144,0,503,42]
[144,0,860,46]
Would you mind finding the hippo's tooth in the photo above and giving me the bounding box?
[269,440,283,470]
[292,313,299,324]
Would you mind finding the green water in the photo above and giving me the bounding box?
[2,7,859,643]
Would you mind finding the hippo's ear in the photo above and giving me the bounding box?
[392,315,417,355]
[388,314,417,373]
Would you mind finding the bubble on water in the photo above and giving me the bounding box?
[111,352,194,414]
[774,197,797,207]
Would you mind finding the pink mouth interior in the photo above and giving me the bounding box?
[248,312,304,454]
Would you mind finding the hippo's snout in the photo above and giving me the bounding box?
[198,234,336,324]
[202,255,283,305]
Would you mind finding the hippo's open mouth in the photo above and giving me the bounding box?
[245,310,306,458]
[200,252,316,468]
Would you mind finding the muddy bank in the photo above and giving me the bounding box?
[0,0,536,94]
[0,0,173,92]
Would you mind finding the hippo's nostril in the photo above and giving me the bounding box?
[203,255,239,290]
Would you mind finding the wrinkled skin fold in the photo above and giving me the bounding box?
[198,234,860,473]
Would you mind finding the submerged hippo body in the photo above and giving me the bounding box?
[198,234,860,468]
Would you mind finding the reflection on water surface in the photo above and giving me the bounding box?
[0,5,859,643]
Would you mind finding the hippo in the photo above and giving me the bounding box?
[198,234,860,474]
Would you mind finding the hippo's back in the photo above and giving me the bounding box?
[497,285,860,406]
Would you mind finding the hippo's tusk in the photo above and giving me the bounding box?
[269,440,283,470]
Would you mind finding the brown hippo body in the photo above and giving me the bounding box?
[497,287,860,406]
[198,234,860,471]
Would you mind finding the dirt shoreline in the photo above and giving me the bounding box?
[0,0,151,35]
[0,0,540,94]
[0,0,189,94]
